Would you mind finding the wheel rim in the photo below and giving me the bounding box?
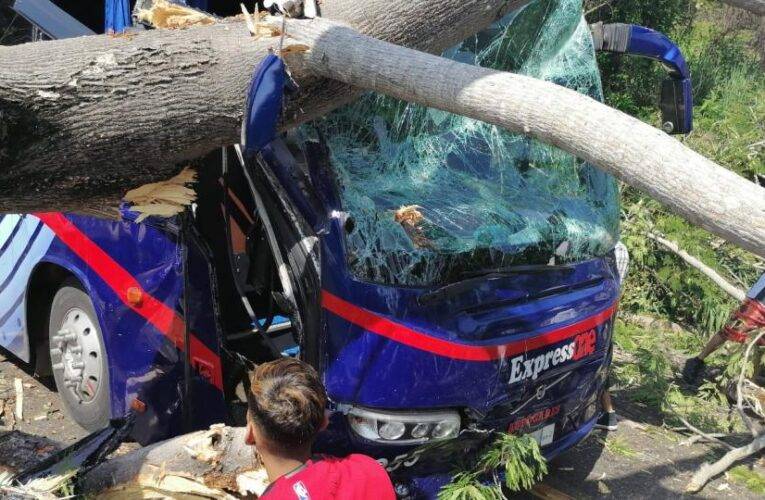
[50,307,103,404]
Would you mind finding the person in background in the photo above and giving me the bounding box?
[682,273,765,386]
[595,241,630,431]
[245,357,396,500]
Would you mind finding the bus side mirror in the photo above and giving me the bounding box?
[659,78,692,135]
[591,23,694,136]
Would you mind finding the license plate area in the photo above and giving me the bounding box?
[529,423,555,447]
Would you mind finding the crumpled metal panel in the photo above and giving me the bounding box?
[36,212,226,444]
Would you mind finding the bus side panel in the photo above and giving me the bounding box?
[0,214,56,361]
[183,226,229,432]
[36,214,226,442]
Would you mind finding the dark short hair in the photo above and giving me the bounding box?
[247,358,327,449]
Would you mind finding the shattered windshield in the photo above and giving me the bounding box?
[304,0,619,287]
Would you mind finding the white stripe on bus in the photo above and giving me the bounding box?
[0,214,21,243]
[0,224,55,359]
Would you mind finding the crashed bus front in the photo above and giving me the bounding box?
[345,0,610,466]
[255,0,622,493]
[4,0,695,496]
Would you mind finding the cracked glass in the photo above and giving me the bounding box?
[303,0,619,286]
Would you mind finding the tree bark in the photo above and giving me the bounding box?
[282,18,765,258]
[686,432,765,492]
[0,0,524,212]
[77,425,261,497]
[719,0,765,16]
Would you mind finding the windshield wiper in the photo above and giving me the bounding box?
[417,264,575,306]
[459,263,575,279]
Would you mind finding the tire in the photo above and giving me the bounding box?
[48,278,111,431]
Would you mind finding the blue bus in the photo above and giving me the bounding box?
[4,0,691,495]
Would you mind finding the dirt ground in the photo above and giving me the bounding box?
[1,347,763,498]
[535,399,765,499]
[0,350,87,475]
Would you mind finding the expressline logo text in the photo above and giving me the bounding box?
[509,329,597,384]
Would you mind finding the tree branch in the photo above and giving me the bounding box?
[680,432,729,446]
[674,414,735,450]
[685,328,765,492]
[646,233,747,301]
[736,330,765,436]
[686,432,765,492]
[584,1,613,16]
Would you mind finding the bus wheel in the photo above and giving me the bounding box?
[48,279,111,431]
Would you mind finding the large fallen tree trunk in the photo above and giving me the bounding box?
[1,2,765,258]
[0,0,523,213]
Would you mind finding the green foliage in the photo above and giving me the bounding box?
[729,465,765,494]
[619,194,758,337]
[438,434,548,499]
[613,321,676,405]
[482,434,548,491]
[687,70,765,181]
[601,0,764,348]
[600,436,640,458]
[438,474,505,500]
[612,321,739,434]
[57,479,76,497]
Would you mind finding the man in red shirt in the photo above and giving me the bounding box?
[245,357,396,499]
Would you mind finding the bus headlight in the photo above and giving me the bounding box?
[410,423,431,439]
[379,421,407,440]
[346,407,461,444]
[432,419,461,439]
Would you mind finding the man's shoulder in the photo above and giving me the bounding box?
[265,455,394,500]
[326,454,387,474]
[328,454,395,497]
[342,453,385,467]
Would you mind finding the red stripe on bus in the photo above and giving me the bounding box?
[36,213,223,390]
[322,290,617,362]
